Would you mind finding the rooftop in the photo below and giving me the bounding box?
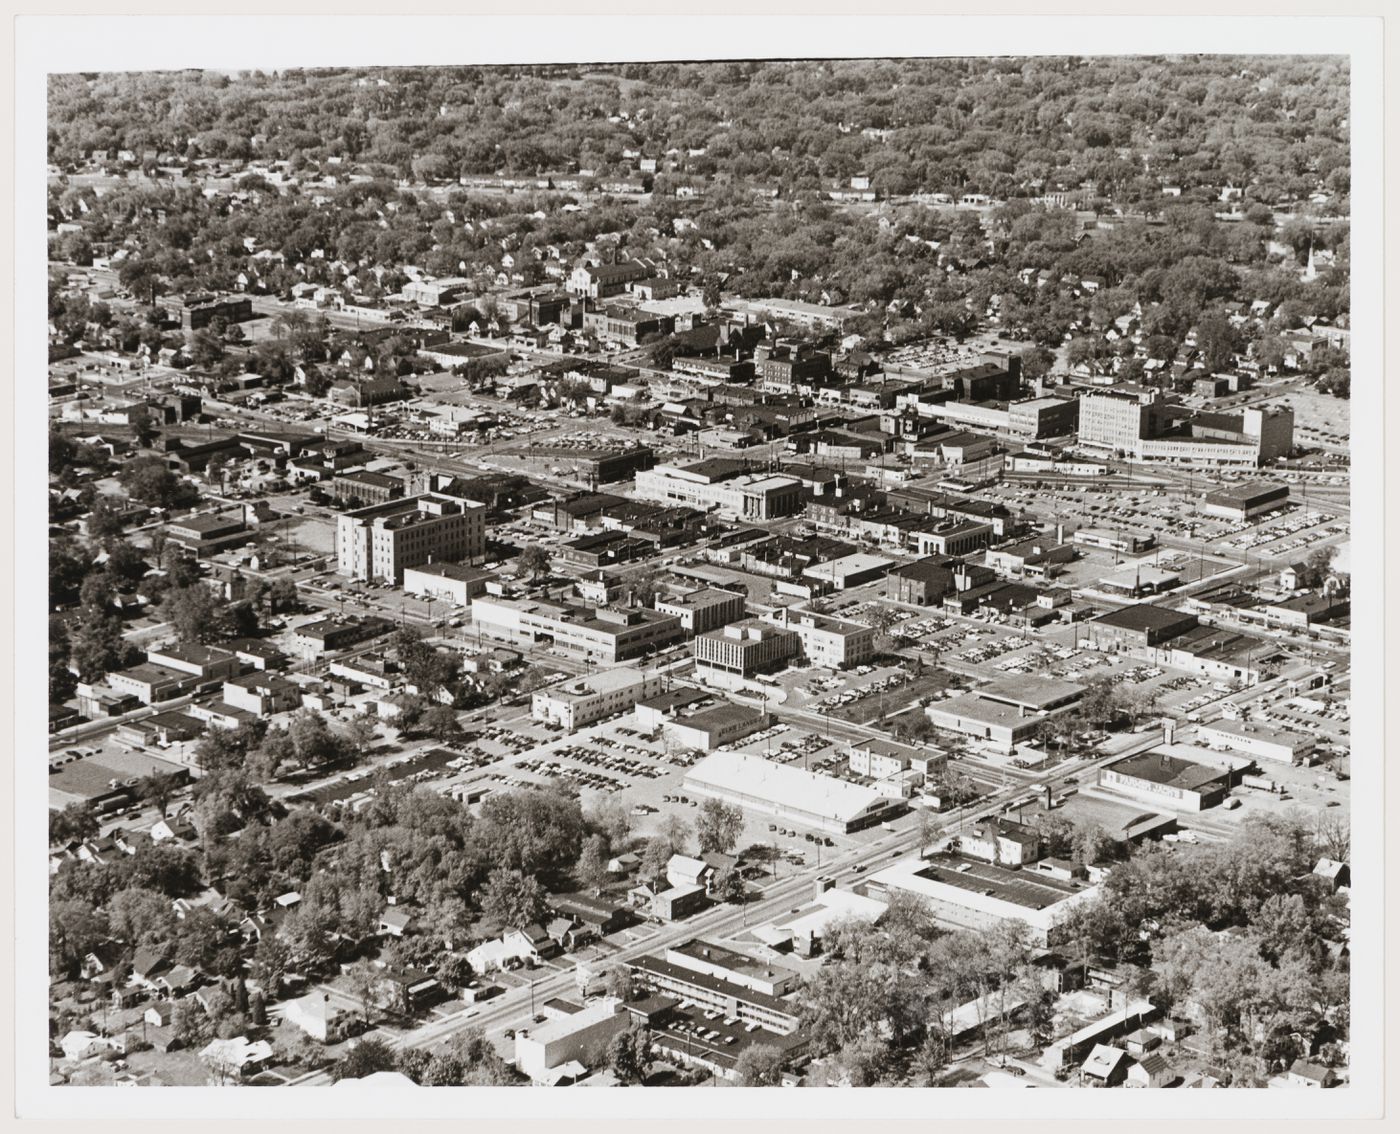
[1106,750,1233,792]
[685,750,899,823]
[928,693,1042,728]
[1092,603,1198,634]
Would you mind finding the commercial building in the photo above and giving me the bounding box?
[926,693,1052,753]
[864,852,1100,946]
[336,494,485,583]
[1077,386,1164,456]
[181,294,252,330]
[1078,604,1200,651]
[801,552,894,592]
[684,750,904,835]
[581,305,675,344]
[734,297,863,333]
[693,619,801,688]
[220,672,301,717]
[634,461,803,522]
[401,276,473,307]
[1077,386,1294,467]
[164,511,250,553]
[513,998,630,1084]
[847,738,946,781]
[654,587,747,635]
[912,519,995,557]
[1197,719,1316,765]
[401,561,494,606]
[531,666,664,731]
[470,595,685,664]
[1098,750,1238,811]
[104,663,195,705]
[750,886,888,958]
[144,643,241,683]
[665,939,800,998]
[627,954,804,1035]
[662,702,769,752]
[331,469,404,506]
[764,607,875,669]
[887,557,957,607]
[1203,481,1291,522]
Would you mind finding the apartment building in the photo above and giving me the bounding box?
[336,494,485,583]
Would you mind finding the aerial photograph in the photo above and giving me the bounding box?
[43,55,1353,1091]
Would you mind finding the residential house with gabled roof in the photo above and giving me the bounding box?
[1081,1043,1131,1086]
[1126,1051,1174,1087]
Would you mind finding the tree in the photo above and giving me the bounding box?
[696,798,744,856]
[421,703,463,743]
[576,833,611,894]
[49,802,99,845]
[516,545,552,581]
[605,1023,652,1085]
[137,770,178,818]
[639,836,676,891]
[734,1042,788,1086]
[251,935,291,998]
[480,867,547,930]
[346,958,385,1025]
[159,584,223,645]
[331,1037,398,1082]
[118,457,197,508]
[268,576,300,612]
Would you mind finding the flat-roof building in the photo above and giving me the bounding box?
[634,462,803,522]
[514,998,629,1084]
[684,750,904,835]
[531,666,664,731]
[1203,481,1290,521]
[663,702,769,752]
[336,494,485,583]
[1099,750,1238,811]
[864,852,1099,946]
[693,619,801,689]
[653,587,747,635]
[471,595,684,664]
[1198,718,1316,765]
[1079,604,1199,651]
[764,607,875,669]
[401,561,494,606]
[926,693,1050,754]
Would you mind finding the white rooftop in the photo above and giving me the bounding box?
[685,751,899,823]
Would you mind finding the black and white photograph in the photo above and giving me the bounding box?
[11,9,1390,1125]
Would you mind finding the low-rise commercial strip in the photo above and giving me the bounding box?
[471,595,685,664]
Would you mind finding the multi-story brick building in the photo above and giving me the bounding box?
[336,494,485,583]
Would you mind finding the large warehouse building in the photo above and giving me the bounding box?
[684,751,905,834]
